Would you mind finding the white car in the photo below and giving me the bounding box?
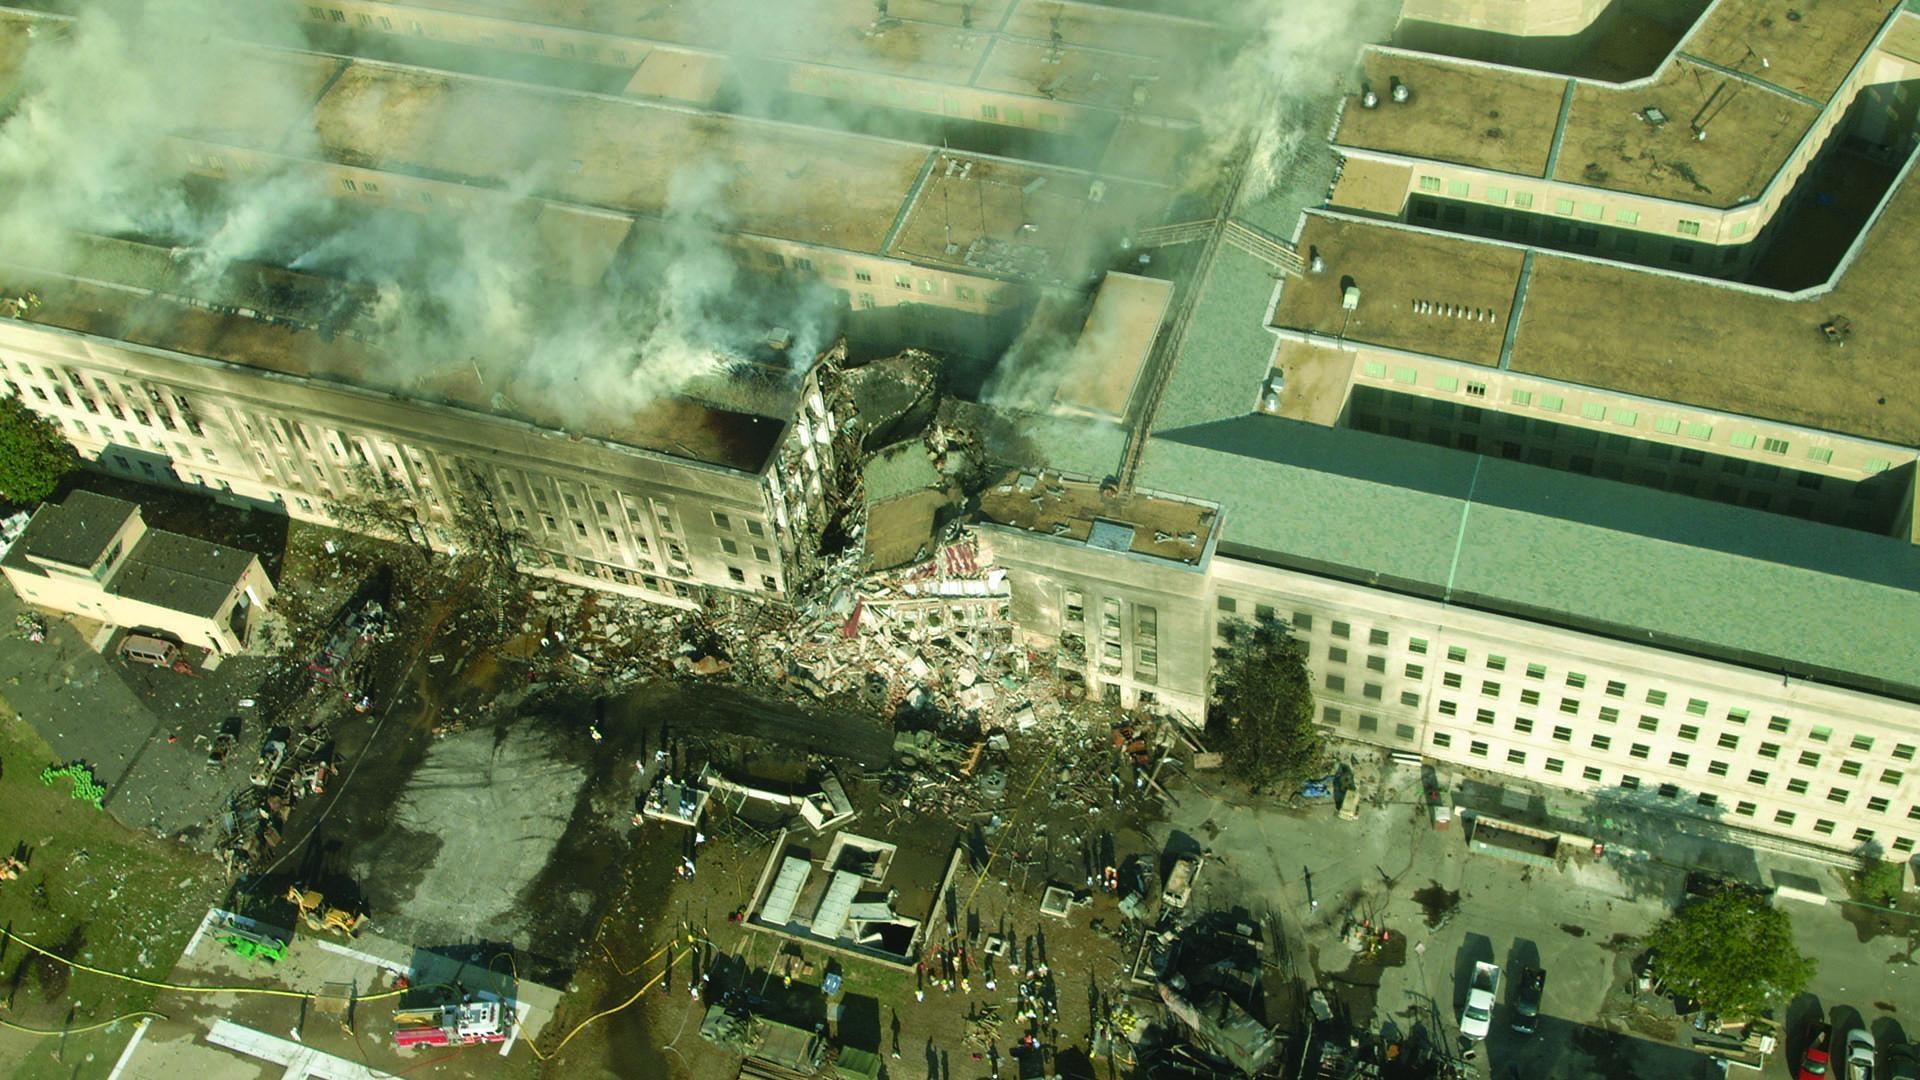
[1460,961,1499,1040]
[1849,1027,1878,1080]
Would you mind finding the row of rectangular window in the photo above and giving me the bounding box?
[1352,358,1866,471]
[1428,645,1911,752]
[1437,705,1912,786]
[1429,730,1912,851]
[1322,673,1420,708]
[1318,707,1418,742]
[1415,175,1709,236]
[6,358,795,592]
[1225,593,1914,780]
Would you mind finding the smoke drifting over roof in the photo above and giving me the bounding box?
[0,0,1396,429]
[0,0,840,422]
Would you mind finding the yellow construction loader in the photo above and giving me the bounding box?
[285,884,369,937]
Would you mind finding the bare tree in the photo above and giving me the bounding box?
[441,464,528,587]
[322,465,433,564]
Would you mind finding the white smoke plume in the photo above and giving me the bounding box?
[1188,0,1404,203]
[982,0,1401,416]
[0,0,1398,430]
[0,0,844,426]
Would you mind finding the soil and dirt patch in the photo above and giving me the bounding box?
[343,724,589,950]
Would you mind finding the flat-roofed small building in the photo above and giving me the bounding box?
[1,491,276,660]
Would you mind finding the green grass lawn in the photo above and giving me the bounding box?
[0,703,224,1077]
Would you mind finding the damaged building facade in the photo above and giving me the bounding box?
[8,0,1920,873]
[0,0,1219,608]
[0,308,840,608]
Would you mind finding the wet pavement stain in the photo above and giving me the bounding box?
[1411,881,1461,929]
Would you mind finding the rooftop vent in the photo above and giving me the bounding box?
[1360,83,1379,109]
[1390,77,1410,104]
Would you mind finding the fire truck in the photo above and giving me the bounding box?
[392,1000,510,1049]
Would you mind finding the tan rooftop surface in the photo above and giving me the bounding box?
[1273,216,1524,368]
[887,154,1167,280]
[405,0,996,82]
[979,471,1214,565]
[1335,52,1564,176]
[1329,158,1416,216]
[1001,0,1214,56]
[393,0,1225,110]
[978,2,1231,118]
[1050,272,1173,420]
[175,50,346,149]
[0,12,40,98]
[1886,13,1920,66]
[622,45,728,105]
[1511,173,1920,447]
[1552,58,1820,207]
[974,37,1173,115]
[1342,1,1894,209]
[1681,0,1899,102]
[307,62,931,254]
[1286,182,1920,446]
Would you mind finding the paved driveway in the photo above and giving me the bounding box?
[0,584,279,838]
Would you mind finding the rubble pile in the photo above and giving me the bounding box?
[511,526,1052,743]
[219,724,335,876]
[778,535,1018,718]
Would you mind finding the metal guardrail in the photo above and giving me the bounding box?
[1133,219,1213,247]
[1222,219,1305,276]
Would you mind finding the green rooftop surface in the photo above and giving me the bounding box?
[1141,415,1920,699]
[1151,245,1280,435]
[943,399,1129,481]
[861,440,943,504]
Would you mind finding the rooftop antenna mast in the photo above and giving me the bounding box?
[943,171,955,254]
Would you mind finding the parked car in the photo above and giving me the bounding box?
[1885,1041,1919,1080]
[1848,1027,1878,1080]
[1799,1023,1832,1080]
[119,633,181,668]
[1460,961,1499,1040]
[1510,967,1547,1035]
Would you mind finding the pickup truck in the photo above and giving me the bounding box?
[1163,855,1203,911]
[1460,961,1500,1040]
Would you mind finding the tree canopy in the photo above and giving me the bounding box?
[0,395,75,505]
[1207,618,1325,789]
[1852,860,1905,906]
[1646,889,1815,1017]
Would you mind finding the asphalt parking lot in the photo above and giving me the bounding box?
[1158,750,1920,1078]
